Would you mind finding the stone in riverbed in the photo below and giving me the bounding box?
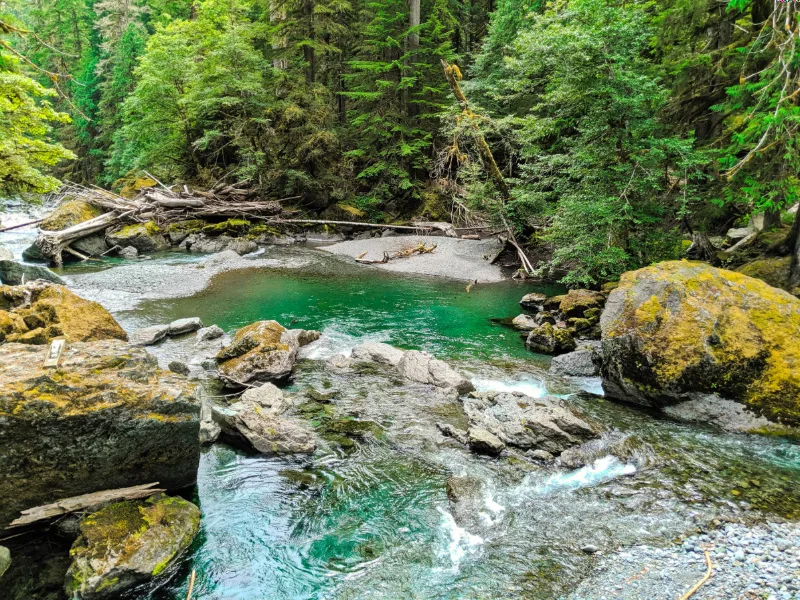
[106,221,169,254]
[520,292,547,311]
[351,341,405,366]
[72,232,109,257]
[168,360,190,375]
[169,316,203,335]
[197,324,224,341]
[463,391,600,455]
[215,320,320,386]
[119,245,138,259]
[397,350,475,394]
[549,342,601,377]
[511,314,538,331]
[467,426,505,456]
[0,260,64,285]
[600,260,800,430]
[0,243,14,261]
[526,322,576,355]
[64,495,200,600]
[212,383,315,455]
[130,324,170,346]
[0,340,200,528]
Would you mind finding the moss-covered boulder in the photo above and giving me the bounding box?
[525,322,576,355]
[0,282,126,344]
[0,340,200,527]
[40,198,103,231]
[600,260,800,430]
[106,222,169,254]
[216,320,320,386]
[736,256,794,295]
[64,495,200,600]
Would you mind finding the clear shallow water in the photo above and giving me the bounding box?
[3,243,800,600]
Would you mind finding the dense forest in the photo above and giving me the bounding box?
[1,0,798,286]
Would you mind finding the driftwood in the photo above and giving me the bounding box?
[0,218,44,233]
[277,218,455,236]
[355,242,437,264]
[36,210,126,266]
[8,482,164,528]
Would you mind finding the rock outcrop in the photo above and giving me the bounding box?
[600,260,800,430]
[40,198,103,232]
[212,383,316,454]
[106,222,169,254]
[216,320,320,386]
[0,340,200,527]
[549,341,601,377]
[518,288,606,355]
[64,495,200,600]
[0,260,64,285]
[0,282,127,344]
[462,391,600,455]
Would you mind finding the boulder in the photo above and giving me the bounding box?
[182,234,256,255]
[0,260,64,285]
[726,226,752,241]
[736,256,793,294]
[600,260,800,428]
[467,427,505,456]
[0,282,127,344]
[0,545,9,580]
[511,314,538,331]
[21,243,46,262]
[120,245,139,259]
[549,342,601,377]
[64,495,200,600]
[216,320,320,386]
[212,383,315,455]
[350,342,405,366]
[106,222,169,254]
[0,340,200,527]
[463,391,600,455]
[557,289,606,318]
[130,324,170,346]
[72,232,109,257]
[40,198,103,231]
[197,324,225,341]
[168,360,190,375]
[520,292,547,311]
[169,317,204,336]
[525,322,576,355]
[397,350,474,394]
[0,243,13,261]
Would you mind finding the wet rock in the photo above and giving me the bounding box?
[72,232,109,257]
[0,545,9,579]
[0,282,127,344]
[120,245,139,259]
[183,234,256,255]
[0,260,64,285]
[351,342,405,366]
[528,449,555,461]
[0,340,200,527]
[215,321,320,386]
[130,324,170,346]
[212,383,315,455]
[511,314,538,331]
[326,353,352,370]
[165,219,205,245]
[526,322,576,355]
[467,426,505,456]
[446,476,484,505]
[381,229,397,238]
[549,342,601,377]
[64,495,200,600]
[225,238,258,255]
[437,422,468,444]
[600,260,800,429]
[40,198,103,231]
[463,391,600,455]
[169,317,203,336]
[581,544,599,554]
[520,292,547,311]
[281,328,322,348]
[106,221,169,254]
[197,324,225,341]
[168,360,190,375]
[199,389,220,444]
[0,243,13,261]
[397,350,474,394]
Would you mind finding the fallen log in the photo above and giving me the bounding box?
[7,482,165,528]
[145,190,206,209]
[276,218,451,234]
[35,211,123,266]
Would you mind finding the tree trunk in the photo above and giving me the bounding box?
[789,209,800,289]
[409,0,420,50]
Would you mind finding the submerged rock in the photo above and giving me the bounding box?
[64,495,200,600]
[600,260,800,430]
[0,260,64,285]
[463,391,600,455]
[216,320,320,386]
[106,222,169,254]
[0,340,200,527]
[0,282,127,344]
[212,383,315,455]
[397,350,474,394]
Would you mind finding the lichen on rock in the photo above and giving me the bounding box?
[40,198,103,231]
[600,260,800,429]
[64,494,200,600]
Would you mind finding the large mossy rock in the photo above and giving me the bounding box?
[0,340,200,527]
[736,256,796,295]
[600,260,800,428]
[0,282,127,344]
[65,495,200,600]
[40,198,103,231]
[216,320,320,386]
[106,222,169,253]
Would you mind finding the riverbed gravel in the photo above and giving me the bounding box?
[321,235,507,282]
[568,521,800,599]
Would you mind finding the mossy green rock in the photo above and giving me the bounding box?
[106,222,169,253]
[600,260,800,427]
[736,256,793,294]
[65,495,200,600]
[0,340,200,527]
[40,198,103,231]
